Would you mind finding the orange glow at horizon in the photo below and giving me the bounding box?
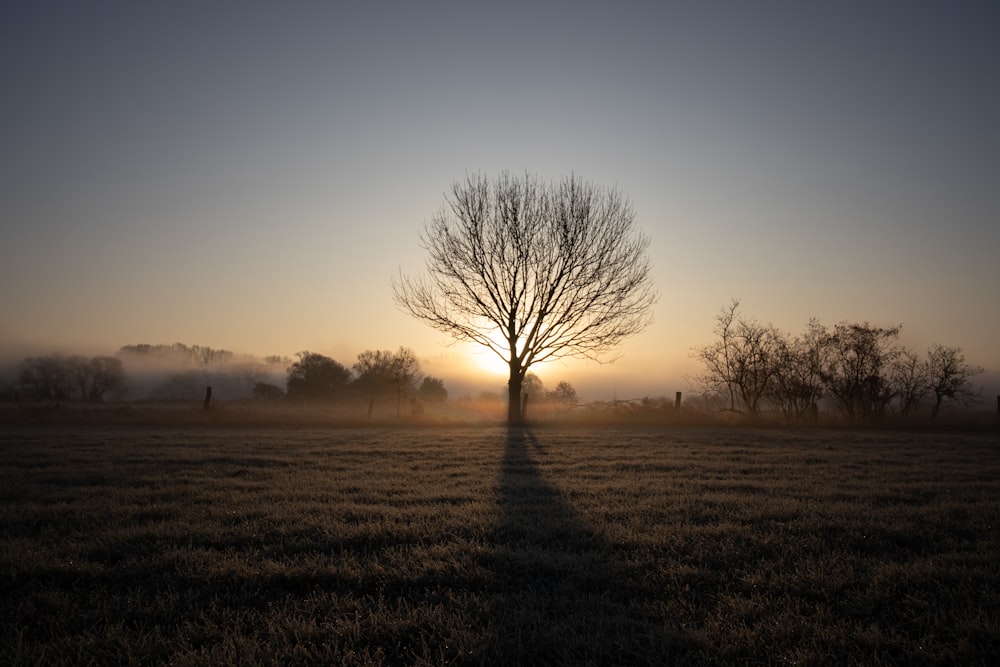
[464,341,510,378]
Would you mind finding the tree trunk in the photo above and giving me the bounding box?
[507,365,524,426]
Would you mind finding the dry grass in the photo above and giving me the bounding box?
[1,425,998,665]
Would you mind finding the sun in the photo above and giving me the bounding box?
[464,341,510,378]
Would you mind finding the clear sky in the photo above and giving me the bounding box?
[2,1,998,400]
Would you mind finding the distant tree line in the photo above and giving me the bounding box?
[8,355,126,402]
[692,300,984,423]
[2,344,285,403]
[117,343,286,401]
[118,343,237,366]
[2,320,985,425]
[1,343,455,411]
[253,347,448,416]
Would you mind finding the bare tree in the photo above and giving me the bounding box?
[889,349,928,417]
[548,380,579,406]
[521,372,545,403]
[817,322,903,423]
[692,300,783,418]
[393,172,655,424]
[16,354,126,402]
[692,300,741,412]
[925,344,983,418]
[70,355,126,401]
[732,319,783,419]
[353,347,423,417]
[769,319,825,423]
[17,355,74,400]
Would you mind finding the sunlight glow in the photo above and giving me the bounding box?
[464,341,510,378]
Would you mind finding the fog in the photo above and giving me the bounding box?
[115,344,289,402]
[0,341,288,403]
[1,334,996,425]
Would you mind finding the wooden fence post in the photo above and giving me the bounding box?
[202,386,212,410]
[674,392,682,409]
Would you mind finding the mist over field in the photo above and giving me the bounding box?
[1,335,996,429]
[0,344,279,402]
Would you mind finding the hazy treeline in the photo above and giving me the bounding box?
[692,300,985,423]
[0,344,459,416]
[116,343,289,401]
[5,354,127,402]
[265,348,449,417]
[0,342,586,421]
[1,306,988,425]
[472,373,578,407]
[1,343,287,403]
[249,350,580,418]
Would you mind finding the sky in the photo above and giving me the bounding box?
[2,1,998,400]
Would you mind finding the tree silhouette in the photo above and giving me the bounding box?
[548,380,579,405]
[521,372,545,402]
[769,319,826,423]
[17,355,73,400]
[252,382,285,402]
[394,172,655,424]
[889,349,928,417]
[285,352,351,402]
[691,300,783,418]
[417,376,448,403]
[352,347,422,417]
[70,355,126,401]
[817,322,903,423]
[925,344,982,418]
[16,354,125,401]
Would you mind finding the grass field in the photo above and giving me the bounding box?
[1,425,998,665]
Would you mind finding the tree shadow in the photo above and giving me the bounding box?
[480,427,702,664]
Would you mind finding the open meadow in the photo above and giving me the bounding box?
[2,425,998,665]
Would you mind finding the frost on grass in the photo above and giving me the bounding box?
[1,427,998,665]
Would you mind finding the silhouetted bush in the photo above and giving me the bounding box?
[417,376,448,403]
[286,352,351,402]
[252,382,285,401]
